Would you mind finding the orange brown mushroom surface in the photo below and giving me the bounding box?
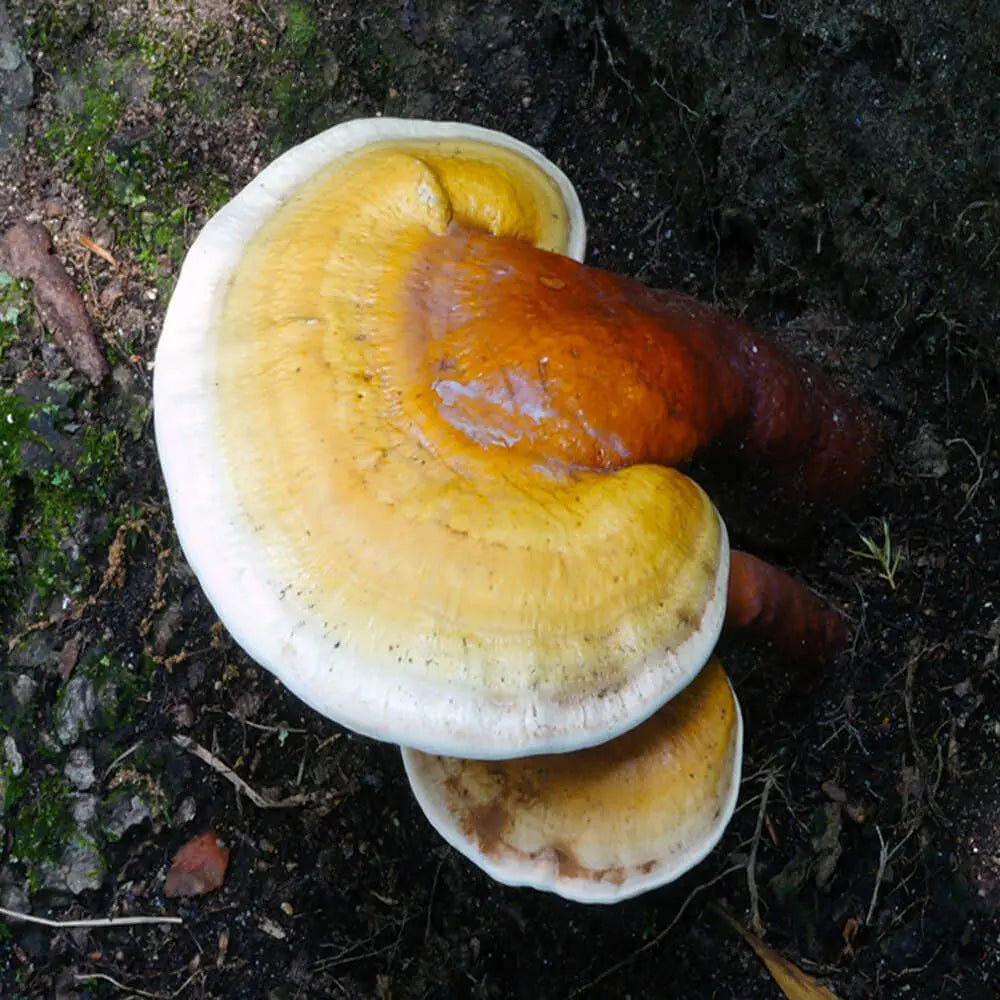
[155,119,727,760]
[154,118,878,900]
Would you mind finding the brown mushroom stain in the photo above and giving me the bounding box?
[529,846,660,887]
[550,845,627,886]
[446,767,514,856]
[462,799,512,857]
[418,661,739,894]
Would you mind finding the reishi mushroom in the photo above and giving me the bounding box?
[402,659,740,903]
[155,119,728,760]
[154,118,877,900]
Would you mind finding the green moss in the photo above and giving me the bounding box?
[0,390,31,497]
[78,649,155,730]
[6,773,73,867]
[30,430,118,598]
[0,380,122,617]
[354,32,394,97]
[40,84,125,193]
[283,0,318,57]
[40,79,196,278]
[3,769,104,894]
[36,50,233,285]
[28,3,344,281]
[264,4,336,148]
[30,2,341,262]
[0,272,30,359]
[0,389,33,603]
[79,426,120,489]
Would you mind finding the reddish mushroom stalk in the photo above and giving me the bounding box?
[403,223,872,661]
[406,225,878,502]
[725,550,847,662]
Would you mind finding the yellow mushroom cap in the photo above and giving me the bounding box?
[153,118,728,758]
[402,659,742,902]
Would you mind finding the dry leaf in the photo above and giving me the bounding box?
[715,907,839,1000]
[164,831,230,897]
[841,916,860,954]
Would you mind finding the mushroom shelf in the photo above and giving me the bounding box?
[155,118,877,902]
[154,119,729,761]
[403,658,741,903]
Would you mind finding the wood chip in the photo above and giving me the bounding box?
[258,915,287,940]
[57,633,82,681]
[78,233,118,267]
[0,220,108,385]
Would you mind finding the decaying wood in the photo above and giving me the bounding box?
[0,220,109,385]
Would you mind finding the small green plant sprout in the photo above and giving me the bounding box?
[850,517,904,589]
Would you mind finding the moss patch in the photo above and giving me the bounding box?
[4,773,74,886]
[0,381,121,619]
[283,0,318,57]
[38,74,212,281]
[78,648,156,732]
[0,272,29,358]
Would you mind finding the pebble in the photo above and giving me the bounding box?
[2,735,23,776]
[105,793,153,839]
[173,795,197,828]
[41,839,105,895]
[0,2,33,156]
[64,746,96,790]
[55,675,99,745]
[11,673,36,706]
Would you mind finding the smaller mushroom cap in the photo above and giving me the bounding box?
[401,659,742,903]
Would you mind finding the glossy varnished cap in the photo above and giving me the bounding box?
[402,659,742,902]
[154,118,728,758]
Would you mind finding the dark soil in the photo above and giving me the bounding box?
[1,2,998,998]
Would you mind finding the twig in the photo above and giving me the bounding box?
[0,905,181,928]
[946,435,989,518]
[314,938,400,973]
[591,15,635,96]
[73,972,169,999]
[849,578,868,658]
[314,912,417,973]
[227,715,308,737]
[865,823,918,927]
[104,741,143,781]
[746,773,774,936]
[903,648,948,826]
[953,199,1000,234]
[652,77,700,118]
[76,970,201,999]
[424,856,445,942]
[865,826,889,926]
[172,733,330,809]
